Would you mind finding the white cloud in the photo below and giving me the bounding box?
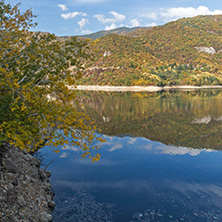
[94,11,126,24]
[105,23,117,30]
[140,12,158,20]
[161,6,222,20]
[130,18,140,27]
[110,11,126,22]
[61,12,87,19]
[147,22,157,27]
[58,4,68,11]
[75,0,105,2]
[81,29,92,34]
[78,18,89,29]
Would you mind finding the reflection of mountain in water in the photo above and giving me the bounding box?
[77,90,222,150]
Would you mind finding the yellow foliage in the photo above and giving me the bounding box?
[0,2,103,161]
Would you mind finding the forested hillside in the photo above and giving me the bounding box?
[77,15,222,86]
[81,26,150,40]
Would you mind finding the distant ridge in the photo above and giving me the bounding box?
[58,27,151,40]
[80,26,151,40]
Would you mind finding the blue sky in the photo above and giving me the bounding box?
[5,0,222,36]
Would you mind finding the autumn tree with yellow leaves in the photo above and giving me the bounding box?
[0,1,102,161]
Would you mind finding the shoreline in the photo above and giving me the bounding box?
[0,144,54,222]
[72,85,222,92]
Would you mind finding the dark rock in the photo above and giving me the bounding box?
[17,196,26,206]
[0,144,54,222]
[45,171,51,177]
[39,169,48,180]
[40,211,52,222]
[48,201,55,210]
[2,159,18,173]
[30,157,40,166]
[12,178,18,186]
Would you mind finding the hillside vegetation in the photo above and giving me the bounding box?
[77,90,222,150]
[80,26,150,40]
[77,15,222,86]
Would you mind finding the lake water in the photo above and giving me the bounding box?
[41,90,222,222]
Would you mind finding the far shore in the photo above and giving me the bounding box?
[70,85,222,92]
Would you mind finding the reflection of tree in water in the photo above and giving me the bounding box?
[77,90,222,150]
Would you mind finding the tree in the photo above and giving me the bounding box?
[0,1,102,162]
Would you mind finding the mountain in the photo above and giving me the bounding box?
[77,15,222,86]
[80,27,151,40]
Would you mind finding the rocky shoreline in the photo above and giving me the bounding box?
[0,143,55,222]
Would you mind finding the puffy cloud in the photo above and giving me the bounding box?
[75,0,105,2]
[94,14,110,23]
[61,12,87,19]
[94,11,126,24]
[58,4,68,11]
[161,6,222,20]
[78,18,89,29]
[147,22,157,27]
[140,12,158,20]
[110,11,126,22]
[81,29,92,34]
[105,23,117,30]
[148,12,158,20]
[130,18,140,27]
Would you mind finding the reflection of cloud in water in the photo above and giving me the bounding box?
[59,152,69,158]
[127,137,137,144]
[168,180,222,208]
[103,135,115,141]
[61,135,213,157]
[74,158,117,166]
[62,144,78,151]
[156,145,212,156]
[137,142,213,156]
[54,179,153,194]
[109,143,123,152]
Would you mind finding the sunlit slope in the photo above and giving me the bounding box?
[79,15,222,86]
[81,34,160,86]
[140,15,222,67]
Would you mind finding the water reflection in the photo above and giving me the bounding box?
[77,90,222,150]
[41,133,222,222]
[40,90,222,221]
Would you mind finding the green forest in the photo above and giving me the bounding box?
[77,15,222,86]
[77,90,222,149]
